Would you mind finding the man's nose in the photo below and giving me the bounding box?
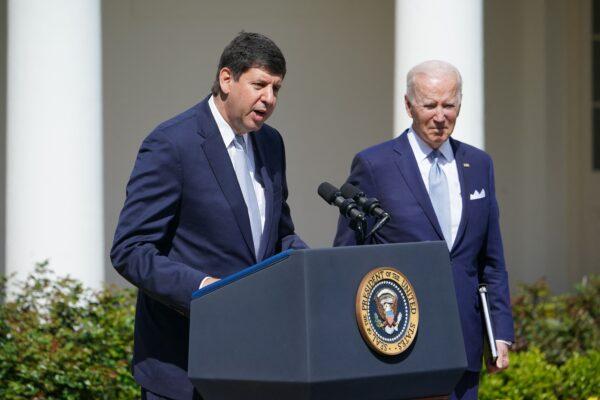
[262,87,275,105]
[433,107,445,122]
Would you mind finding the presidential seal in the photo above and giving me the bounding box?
[355,267,419,356]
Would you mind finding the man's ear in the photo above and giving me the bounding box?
[404,95,413,118]
[219,67,233,95]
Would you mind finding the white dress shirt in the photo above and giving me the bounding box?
[199,97,267,289]
[407,128,462,249]
[208,96,266,233]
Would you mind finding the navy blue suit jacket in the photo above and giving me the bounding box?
[334,130,514,371]
[111,96,307,399]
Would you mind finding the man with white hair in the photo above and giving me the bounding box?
[334,60,514,399]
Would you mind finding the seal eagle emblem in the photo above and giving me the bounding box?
[376,288,402,334]
[355,267,419,356]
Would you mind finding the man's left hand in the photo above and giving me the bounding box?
[486,340,510,373]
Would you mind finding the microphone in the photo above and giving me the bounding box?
[317,182,365,221]
[340,183,390,220]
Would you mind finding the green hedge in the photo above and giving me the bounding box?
[511,276,599,365]
[480,276,600,399]
[479,347,599,399]
[1,264,598,399]
[0,262,138,399]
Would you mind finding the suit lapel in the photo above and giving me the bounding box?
[393,131,445,241]
[249,131,273,262]
[450,138,469,253]
[196,100,256,260]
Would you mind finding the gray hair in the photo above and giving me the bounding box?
[406,60,463,104]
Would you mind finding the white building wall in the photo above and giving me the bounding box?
[0,0,6,280]
[485,0,600,291]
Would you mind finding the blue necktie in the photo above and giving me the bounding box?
[232,135,262,258]
[428,149,451,249]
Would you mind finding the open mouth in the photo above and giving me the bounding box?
[251,110,268,123]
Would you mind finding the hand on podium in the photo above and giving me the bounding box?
[486,341,510,373]
[200,276,221,289]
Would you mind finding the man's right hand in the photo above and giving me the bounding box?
[199,277,221,289]
[486,341,510,373]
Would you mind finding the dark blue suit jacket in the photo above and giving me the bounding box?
[334,130,514,371]
[111,96,307,399]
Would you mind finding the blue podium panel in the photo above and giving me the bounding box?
[189,242,467,400]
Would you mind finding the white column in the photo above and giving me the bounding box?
[6,0,103,288]
[395,0,484,149]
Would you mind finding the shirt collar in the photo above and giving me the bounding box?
[407,127,454,163]
[208,95,247,148]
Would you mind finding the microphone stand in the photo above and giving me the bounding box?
[338,183,391,244]
[350,217,368,245]
[364,213,390,242]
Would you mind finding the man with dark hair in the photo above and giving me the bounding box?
[210,31,286,96]
[111,32,306,400]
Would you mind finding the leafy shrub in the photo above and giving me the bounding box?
[0,262,138,400]
[480,348,600,400]
[480,275,600,399]
[479,347,561,400]
[559,351,600,399]
[511,276,599,365]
